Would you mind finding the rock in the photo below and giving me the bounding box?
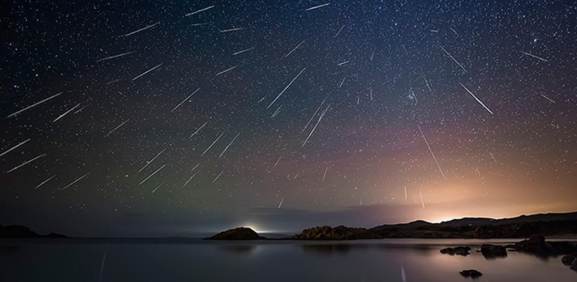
[563,254,577,266]
[0,225,39,237]
[481,244,507,258]
[292,225,382,240]
[440,246,471,256]
[571,260,577,271]
[514,235,577,257]
[205,227,265,240]
[460,269,482,279]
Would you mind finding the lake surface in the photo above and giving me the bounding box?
[0,238,575,281]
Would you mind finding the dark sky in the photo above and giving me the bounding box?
[1,0,577,237]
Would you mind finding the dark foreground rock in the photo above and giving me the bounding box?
[481,244,507,258]
[562,254,577,266]
[571,260,577,271]
[205,227,265,240]
[513,235,577,256]
[0,225,68,238]
[440,246,471,256]
[292,225,382,240]
[460,269,482,279]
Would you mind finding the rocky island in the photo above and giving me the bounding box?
[205,227,266,240]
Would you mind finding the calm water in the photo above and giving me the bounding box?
[0,238,575,282]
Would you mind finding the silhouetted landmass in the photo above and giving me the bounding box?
[205,227,265,240]
[370,212,577,239]
[0,225,67,238]
[291,225,382,240]
[440,246,470,256]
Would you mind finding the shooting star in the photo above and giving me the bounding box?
[271,105,282,118]
[212,170,224,183]
[104,119,130,137]
[219,132,241,158]
[60,173,89,191]
[201,132,225,157]
[0,138,31,157]
[339,76,346,88]
[284,40,305,58]
[274,156,282,167]
[220,27,243,33]
[123,22,159,37]
[74,105,88,114]
[278,198,284,208]
[450,27,460,37]
[489,152,497,163]
[267,67,306,109]
[137,149,166,173]
[521,51,549,62]
[370,52,375,61]
[404,186,407,201]
[53,103,81,123]
[337,60,349,66]
[233,47,254,56]
[182,173,197,188]
[460,83,494,115]
[401,266,407,282]
[151,182,164,193]
[172,88,200,112]
[417,125,446,179]
[301,99,326,133]
[322,166,328,181]
[35,175,56,190]
[303,104,330,147]
[420,191,426,208]
[189,121,208,138]
[139,164,166,186]
[215,66,237,76]
[6,153,46,173]
[96,51,135,63]
[334,25,345,38]
[540,94,556,103]
[191,163,201,172]
[185,5,214,17]
[305,3,330,11]
[7,92,63,118]
[424,77,432,92]
[439,45,467,73]
[132,63,163,81]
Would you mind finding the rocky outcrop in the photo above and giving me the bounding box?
[440,246,471,256]
[460,269,482,279]
[512,235,577,256]
[0,225,68,238]
[205,227,265,240]
[481,244,507,258]
[562,254,577,266]
[292,225,382,240]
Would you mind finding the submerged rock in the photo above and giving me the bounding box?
[481,244,507,258]
[292,225,382,240]
[460,269,482,279]
[205,227,265,240]
[440,246,471,256]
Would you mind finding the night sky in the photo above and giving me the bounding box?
[1,0,577,237]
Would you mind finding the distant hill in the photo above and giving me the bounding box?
[370,212,577,238]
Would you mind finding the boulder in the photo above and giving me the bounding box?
[440,246,471,256]
[562,254,577,266]
[205,227,265,240]
[481,244,507,258]
[571,260,577,271]
[460,269,482,279]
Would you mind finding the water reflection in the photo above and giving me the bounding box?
[218,244,257,255]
